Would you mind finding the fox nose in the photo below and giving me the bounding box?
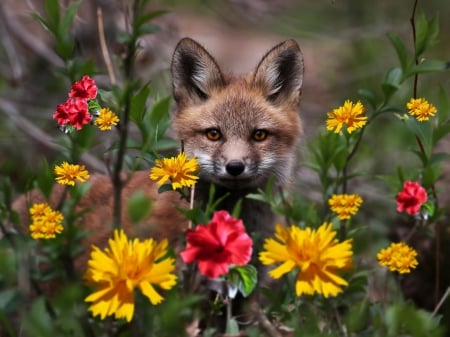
[226,161,245,176]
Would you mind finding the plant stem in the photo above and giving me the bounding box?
[111,1,138,229]
[409,0,441,307]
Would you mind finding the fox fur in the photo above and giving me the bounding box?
[12,37,304,277]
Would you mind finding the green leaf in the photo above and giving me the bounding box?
[36,160,55,199]
[344,300,369,332]
[60,0,82,36]
[134,10,167,29]
[422,163,442,189]
[44,0,60,32]
[130,84,151,123]
[158,184,173,194]
[23,298,54,336]
[227,264,258,298]
[406,60,449,76]
[127,190,152,224]
[225,318,240,336]
[388,32,410,71]
[138,23,160,36]
[405,117,433,160]
[149,96,171,126]
[415,11,440,58]
[73,124,95,151]
[231,199,242,218]
[381,67,403,101]
[358,88,377,109]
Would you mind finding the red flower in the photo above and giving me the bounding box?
[53,98,91,130]
[180,210,253,279]
[396,181,427,215]
[69,75,98,100]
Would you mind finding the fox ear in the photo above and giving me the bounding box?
[171,38,225,106]
[252,39,304,105]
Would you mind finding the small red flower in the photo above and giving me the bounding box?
[53,98,91,130]
[396,181,427,215]
[180,210,253,279]
[69,75,98,100]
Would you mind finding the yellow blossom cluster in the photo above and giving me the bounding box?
[29,203,64,239]
[328,194,363,220]
[377,242,418,274]
[406,97,437,121]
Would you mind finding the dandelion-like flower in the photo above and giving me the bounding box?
[377,242,418,274]
[84,229,177,322]
[94,107,120,130]
[259,223,353,298]
[326,100,367,134]
[54,161,90,186]
[406,98,437,121]
[180,210,253,279]
[29,203,64,239]
[396,180,427,216]
[328,194,363,220]
[150,153,199,190]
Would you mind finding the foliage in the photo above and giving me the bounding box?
[0,0,449,336]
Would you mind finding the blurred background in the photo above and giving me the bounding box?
[0,0,449,189]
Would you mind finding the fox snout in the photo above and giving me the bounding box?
[225,160,245,176]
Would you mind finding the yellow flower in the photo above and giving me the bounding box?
[29,203,64,239]
[259,223,353,298]
[406,98,437,121]
[149,153,199,190]
[94,107,120,130]
[54,161,90,186]
[328,194,363,220]
[377,242,418,274]
[326,100,367,134]
[84,229,177,322]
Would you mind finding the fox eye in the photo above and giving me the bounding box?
[252,129,268,141]
[206,128,222,141]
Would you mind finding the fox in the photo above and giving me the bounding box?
[11,38,304,299]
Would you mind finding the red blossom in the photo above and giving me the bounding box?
[396,180,427,215]
[53,98,91,130]
[69,75,98,100]
[180,210,253,279]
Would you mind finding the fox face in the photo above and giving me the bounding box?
[171,38,304,190]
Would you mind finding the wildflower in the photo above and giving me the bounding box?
[69,75,98,100]
[406,98,437,121]
[259,223,353,298]
[396,180,427,216]
[180,210,253,279]
[326,100,367,134]
[377,242,418,274]
[84,229,177,322]
[54,161,90,186]
[53,98,91,130]
[29,203,64,239]
[328,194,363,220]
[94,107,120,130]
[150,153,199,190]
